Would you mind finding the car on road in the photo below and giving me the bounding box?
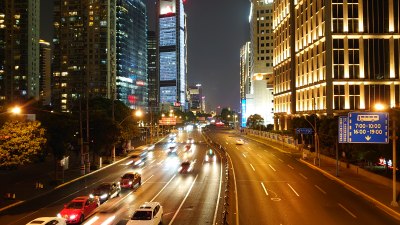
[167,145,177,155]
[236,139,245,145]
[89,182,121,204]
[178,161,194,173]
[57,196,99,224]
[186,137,194,144]
[204,149,216,162]
[120,172,142,189]
[126,202,163,225]
[130,150,147,167]
[26,217,66,225]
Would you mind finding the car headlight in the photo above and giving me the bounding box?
[89,194,94,198]
[178,166,182,171]
[129,181,133,185]
[57,213,62,218]
[100,193,108,199]
[205,155,209,161]
[70,214,77,220]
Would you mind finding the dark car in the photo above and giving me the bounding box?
[120,172,142,189]
[178,161,194,173]
[89,182,121,204]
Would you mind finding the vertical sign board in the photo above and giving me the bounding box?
[338,116,348,143]
[348,112,389,143]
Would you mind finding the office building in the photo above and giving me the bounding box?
[0,0,40,106]
[157,0,187,110]
[240,42,252,127]
[39,40,51,106]
[242,0,274,126]
[273,0,400,130]
[116,0,148,109]
[188,84,203,114]
[148,30,158,109]
[52,0,117,112]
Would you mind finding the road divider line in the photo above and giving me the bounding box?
[338,203,357,218]
[150,174,176,202]
[314,185,326,194]
[268,164,276,172]
[257,154,263,158]
[261,182,269,196]
[287,183,300,196]
[168,174,199,225]
[278,158,284,162]
[299,173,308,179]
[236,147,239,150]
[287,164,294,170]
[213,152,224,225]
[242,153,247,158]
[250,164,255,171]
[226,152,239,225]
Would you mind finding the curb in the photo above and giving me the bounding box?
[300,158,400,221]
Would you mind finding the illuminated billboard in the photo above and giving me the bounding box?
[160,0,176,15]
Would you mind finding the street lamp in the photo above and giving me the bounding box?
[374,103,399,207]
[10,106,21,114]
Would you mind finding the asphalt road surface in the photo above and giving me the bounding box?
[0,127,223,225]
[206,127,399,225]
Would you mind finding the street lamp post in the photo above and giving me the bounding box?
[375,103,399,207]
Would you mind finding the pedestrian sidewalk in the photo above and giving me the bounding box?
[244,133,400,221]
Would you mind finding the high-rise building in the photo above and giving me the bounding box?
[273,0,400,130]
[156,0,187,111]
[52,0,117,112]
[188,84,203,114]
[240,42,251,127]
[242,0,274,126]
[0,0,40,106]
[116,0,148,109]
[39,40,51,106]
[147,30,158,109]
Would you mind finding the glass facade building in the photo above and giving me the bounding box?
[116,0,148,109]
[147,31,158,108]
[157,0,187,109]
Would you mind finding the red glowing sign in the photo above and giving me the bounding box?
[128,95,136,104]
[136,80,145,86]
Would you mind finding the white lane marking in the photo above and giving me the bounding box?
[287,164,294,170]
[242,153,247,158]
[257,154,263,158]
[158,159,164,165]
[277,158,284,162]
[271,153,276,157]
[250,164,256,171]
[287,183,300,197]
[236,147,239,150]
[268,164,276,172]
[338,203,357,218]
[226,153,240,225]
[314,185,327,195]
[168,174,199,225]
[212,152,224,225]
[247,147,252,151]
[299,173,308,179]
[226,142,229,145]
[261,182,269,196]
[150,174,176,202]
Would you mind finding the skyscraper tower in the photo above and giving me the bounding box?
[116,0,148,109]
[0,0,40,106]
[39,40,51,106]
[147,30,158,109]
[52,0,117,112]
[156,0,187,111]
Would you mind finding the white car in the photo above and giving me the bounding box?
[26,217,66,225]
[236,139,244,145]
[127,202,163,225]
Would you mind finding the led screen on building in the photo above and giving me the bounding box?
[241,99,247,127]
[160,86,177,103]
[160,0,176,15]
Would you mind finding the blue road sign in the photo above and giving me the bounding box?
[348,112,389,143]
[296,128,313,135]
[338,116,348,143]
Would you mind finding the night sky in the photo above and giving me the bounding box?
[40,0,250,113]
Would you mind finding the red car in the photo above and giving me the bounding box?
[120,172,142,189]
[57,196,99,224]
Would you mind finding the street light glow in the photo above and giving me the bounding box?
[135,110,143,117]
[374,103,386,111]
[10,106,21,114]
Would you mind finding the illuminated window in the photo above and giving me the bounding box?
[61,83,67,87]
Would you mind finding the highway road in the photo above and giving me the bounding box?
[205,127,399,225]
[0,127,223,225]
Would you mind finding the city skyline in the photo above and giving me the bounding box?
[40,0,250,112]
